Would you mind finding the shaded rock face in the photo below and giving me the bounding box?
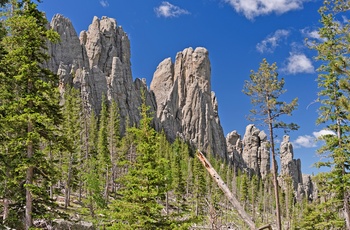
[150,47,227,158]
[52,219,95,230]
[227,125,270,179]
[242,124,270,178]
[226,130,244,167]
[47,14,153,133]
[280,135,302,189]
[47,15,225,158]
[279,135,315,200]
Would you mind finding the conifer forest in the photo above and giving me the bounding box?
[0,0,349,229]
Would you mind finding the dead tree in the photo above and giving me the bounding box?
[196,150,272,230]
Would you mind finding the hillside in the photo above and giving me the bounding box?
[0,1,349,229]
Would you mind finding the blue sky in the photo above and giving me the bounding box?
[39,0,331,175]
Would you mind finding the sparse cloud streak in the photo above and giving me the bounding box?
[284,53,314,74]
[155,2,190,18]
[313,130,336,139]
[293,130,336,148]
[225,0,308,20]
[100,0,109,8]
[256,29,290,53]
[293,135,317,148]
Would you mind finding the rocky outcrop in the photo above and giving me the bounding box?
[226,125,270,179]
[279,135,302,189]
[47,15,225,157]
[226,130,244,167]
[150,47,227,158]
[242,125,270,178]
[47,14,154,133]
[52,219,95,230]
[279,135,315,200]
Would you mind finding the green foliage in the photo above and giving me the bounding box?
[243,58,298,230]
[109,100,169,229]
[307,0,350,228]
[0,0,61,227]
[60,86,82,208]
[171,138,187,211]
[243,58,299,132]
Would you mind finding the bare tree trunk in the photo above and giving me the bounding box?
[3,198,9,222]
[3,148,10,223]
[64,153,73,209]
[165,191,169,215]
[104,165,109,203]
[25,160,34,229]
[25,121,34,230]
[268,115,282,230]
[344,191,350,230]
[337,119,350,230]
[196,150,256,230]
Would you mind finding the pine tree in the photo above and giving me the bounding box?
[107,99,121,195]
[97,96,110,204]
[192,153,207,219]
[308,1,350,228]
[0,1,61,228]
[240,173,248,211]
[172,138,187,214]
[61,85,82,209]
[243,58,298,230]
[109,98,169,229]
[83,110,105,217]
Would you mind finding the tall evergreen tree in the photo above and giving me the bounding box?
[97,96,110,204]
[171,138,187,214]
[110,98,169,229]
[243,58,298,230]
[0,0,61,228]
[107,99,121,195]
[309,1,350,228]
[61,86,82,209]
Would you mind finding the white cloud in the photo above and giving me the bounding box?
[225,0,308,20]
[293,135,317,148]
[256,29,290,53]
[301,28,322,40]
[313,130,336,139]
[155,2,190,18]
[292,129,336,148]
[284,53,314,74]
[100,0,109,7]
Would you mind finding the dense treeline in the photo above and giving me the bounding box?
[0,0,349,229]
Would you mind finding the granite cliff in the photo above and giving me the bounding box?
[150,47,226,158]
[46,14,313,197]
[46,14,225,158]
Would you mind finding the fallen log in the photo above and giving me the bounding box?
[196,150,272,230]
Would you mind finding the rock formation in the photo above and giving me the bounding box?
[279,135,302,188]
[46,14,314,197]
[46,14,155,133]
[226,130,244,167]
[46,14,225,158]
[150,47,227,158]
[226,125,270,179]
[279,135,315,200]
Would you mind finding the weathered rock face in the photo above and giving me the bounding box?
[150,47,227,158]
[47,14,153,133]
[241,124,270,178]
[227,125,270,179]
[226,130,244,167]
[279,135,315,200]
[52,219,95,230]
[47,15,225,158]
[279,135,302,189]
